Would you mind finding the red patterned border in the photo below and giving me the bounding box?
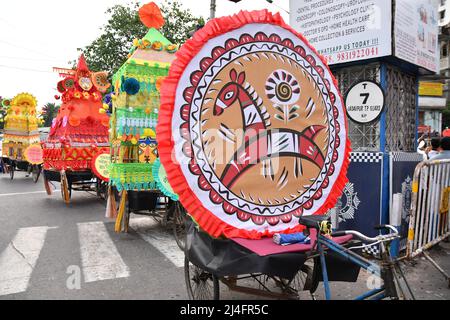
[157,10,351,239]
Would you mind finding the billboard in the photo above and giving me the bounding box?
[289,0,392,64]
[394,0,439,73]
[290,0,439,73]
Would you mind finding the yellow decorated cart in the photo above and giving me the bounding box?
[1,93,43,182]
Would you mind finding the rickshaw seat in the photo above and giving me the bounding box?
[231,228,353,257]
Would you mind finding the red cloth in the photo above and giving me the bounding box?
[231,228,353,256]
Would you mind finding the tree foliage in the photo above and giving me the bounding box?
[41,102,60,128]
[443,104,450,131]
[79,1,204,78]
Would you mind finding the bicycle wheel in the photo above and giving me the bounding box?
[173,202,187,251]
[291,263,315,300]
[32,165,41,183]
[185,256,219,300]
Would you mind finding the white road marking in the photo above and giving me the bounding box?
[130,217,184,268]
[0,226,56,296]
[78,222,130,283]
[0,190,60,197]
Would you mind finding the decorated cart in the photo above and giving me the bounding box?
[42,55,111,204]
[1,93,43,182]
[157,10,358,299]
[107,2,185,241]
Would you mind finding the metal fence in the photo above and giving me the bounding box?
[408,159,450,258]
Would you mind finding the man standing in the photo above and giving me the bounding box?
[433,137,450,160]
[427,137,441,160]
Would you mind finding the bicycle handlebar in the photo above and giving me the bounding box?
[331,225,399,243]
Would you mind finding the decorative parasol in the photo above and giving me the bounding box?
[157,10,351,239]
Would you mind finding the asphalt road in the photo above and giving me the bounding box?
[0,171,187,300]
[0,171,449,300]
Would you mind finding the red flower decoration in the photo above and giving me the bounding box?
[139,2,165,29]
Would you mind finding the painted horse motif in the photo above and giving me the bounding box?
[214,69,270,139]
[213,68,326,189]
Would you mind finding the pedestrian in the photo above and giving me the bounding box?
[417,134,428,159]
[432,137,450,160]
[426,137,441,160]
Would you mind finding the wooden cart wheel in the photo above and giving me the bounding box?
[44,177,53,196]
[184,256,219,300]
[32,165,41,183]
[26,164,33,176]
[60,171,71,204]
[173,202,187,251]
[96,179,108,201]
[9,163,15,180]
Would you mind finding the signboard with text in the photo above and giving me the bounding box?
[394,0,439,73]
[418,82,443,96]
[345,80,385,124]
[290,0,439,72]
[289,0,392,65]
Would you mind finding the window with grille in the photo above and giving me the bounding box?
[332,63,381,151]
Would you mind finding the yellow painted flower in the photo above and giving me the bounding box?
[145,107,151,115]
[166,44,178,53]
[83,92,90,100]
[133,39,140,47]
[142,40,151,48]
[73,92,82,99]
[152,41,163,51]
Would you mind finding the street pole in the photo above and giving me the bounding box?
[210,0,216,20]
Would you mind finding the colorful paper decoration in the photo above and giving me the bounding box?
[153,159,178,201]
[157,10,351,239]
[24,144,44,165]
[109,2,177,192]
[92,150,111,182]
[139,2,165,29]
[42,55,110,171]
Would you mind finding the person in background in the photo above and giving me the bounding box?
[426,137,441,160]
[417,134,428,159]
[433,137,450,160]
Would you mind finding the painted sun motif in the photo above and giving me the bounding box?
[265,69,301,105]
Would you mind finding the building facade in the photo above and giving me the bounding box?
[420,0,450,134]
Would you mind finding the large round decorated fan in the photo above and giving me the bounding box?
[157,10,350,239]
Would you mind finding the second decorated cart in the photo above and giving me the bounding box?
[42,55,111,204]
[107,2,186,247]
